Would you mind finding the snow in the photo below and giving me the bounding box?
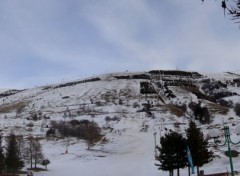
[34,120,240,176]
[1,71,240,176]
[0,89,9,93]
[34,118,158,176]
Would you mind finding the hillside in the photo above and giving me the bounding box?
[1,70,240,176]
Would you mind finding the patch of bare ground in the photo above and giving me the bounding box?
[181,86,215,103]
[207,102,229,115]
[0,101,29,113]
[161,104,185,117]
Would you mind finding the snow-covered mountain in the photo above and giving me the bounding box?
[1,70,240,176]
[0,89,10,94]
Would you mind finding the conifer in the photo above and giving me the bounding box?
[186,121,213,176]
[5,133,24,174]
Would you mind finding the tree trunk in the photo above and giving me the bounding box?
[29,139,33,169]
[35,156,37,169]
[188,166,190,176]
[177,168,180,176]
[30,156,32,169]
[197,166,200,176]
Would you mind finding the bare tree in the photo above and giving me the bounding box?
[0,135,5,174]
[32,138,44,169]
[24,136,44,169]
[16,135,25,164]
[86,121,101,150]
[202,0,240,22]
[24,136,34,169]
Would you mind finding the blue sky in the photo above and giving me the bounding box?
[1,0,240,89]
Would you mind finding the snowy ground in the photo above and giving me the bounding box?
[1,71,240,176]
[33,118,159,176]
[31,117,240,176]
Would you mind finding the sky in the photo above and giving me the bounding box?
[1,0,240,89]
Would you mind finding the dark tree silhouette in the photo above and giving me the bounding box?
[156,132,188,176]
[5,133,24,174]
[202,0,240,22]
[41,159,50,170]
[186,121,213,176]
[0,135,5,174]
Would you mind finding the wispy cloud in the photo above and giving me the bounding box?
[0,0,240,88]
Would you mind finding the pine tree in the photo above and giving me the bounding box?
[156,131,188,176]
[5,133,24,174]
[0,135,5,174]
[16,135,25,163]
[186,121,213,176]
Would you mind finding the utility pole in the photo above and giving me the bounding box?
[213,126,240,176]
[154,132,157,158]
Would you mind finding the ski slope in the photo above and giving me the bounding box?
[1,71,240,176]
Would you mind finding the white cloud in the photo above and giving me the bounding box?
[0,0,240,88]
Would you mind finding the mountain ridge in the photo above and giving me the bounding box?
[1,69,240,176]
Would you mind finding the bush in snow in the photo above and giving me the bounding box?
[188,102,212,124]
[218,99,233,108]
[234,103,240,117]
[26,122,34,127]
[105,116,120,122]
[133,102,140,108]
[46,128,56,137]
[41,159,50,170]
[50,120,103,149]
